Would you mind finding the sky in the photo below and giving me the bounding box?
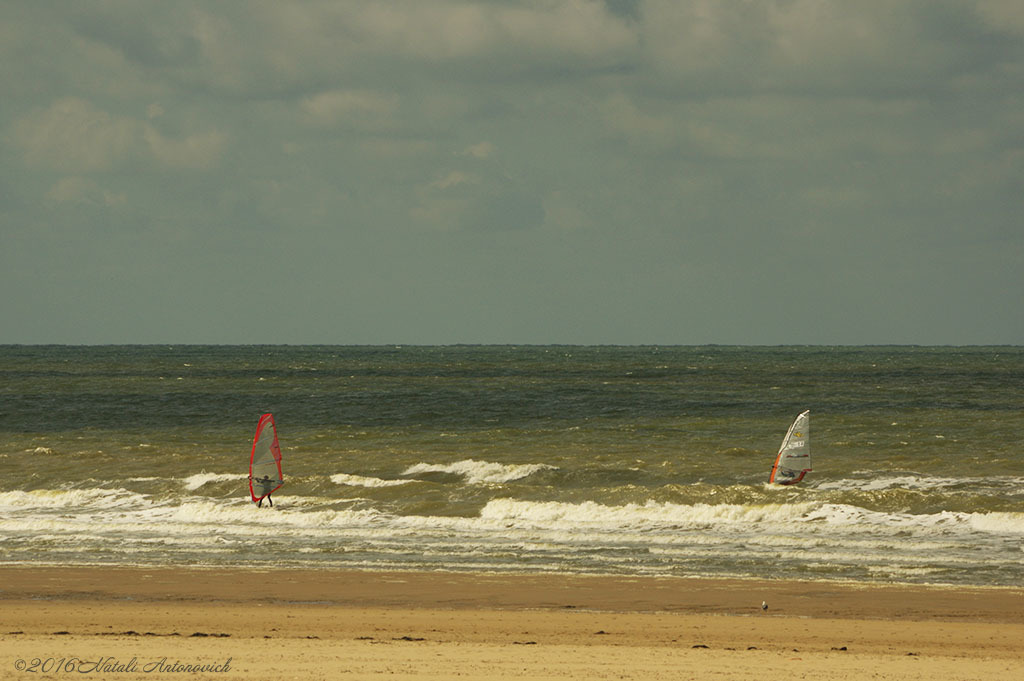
[2,0,1022,345]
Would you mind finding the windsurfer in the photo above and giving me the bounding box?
[249,413,284,508]
[254,475,276,508]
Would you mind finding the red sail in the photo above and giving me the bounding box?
[249,413,283,501]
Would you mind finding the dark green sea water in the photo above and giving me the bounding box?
[2,345,1022,585]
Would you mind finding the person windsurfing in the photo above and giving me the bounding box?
[248,413,284,508]
[252,475,279,508]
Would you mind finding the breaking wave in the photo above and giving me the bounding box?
[182,472,247,491]
[402,459,557,484]
[330,473,412,488]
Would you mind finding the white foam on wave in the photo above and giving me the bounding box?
[0,488,150,510]
[815,475,1024,498]
[477,498,1024,538]
[330,473,411,488]
[182,472,247,491]
[3,479,1022,585]
[967,512,1024,534]
[799,503,1024,537]
[816,475,965,492]
[478,498,818,529]
[4,485,1019,544]
[403,459,557,484]
[156,499,384,532]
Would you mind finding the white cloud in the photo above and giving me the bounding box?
[638,0,1012,95]
[10,97,225,172]
[975,0,1024,34]
[351,0,636,60]
[156,0,636,97]
[359,137,436,158]
[45,176,127,207]
[301,90,399,126]
[45,176,99,203]
[599,93,672,145]
[599,94,775,159]
[462,141,495,159]
[542,190,588,231]
[143,127,226,169]
[12,97,138,172]
[431,170,477,190]
[413,166,543,233]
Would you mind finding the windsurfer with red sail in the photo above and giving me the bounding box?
[249,413,284,508]
[252,475,280,508]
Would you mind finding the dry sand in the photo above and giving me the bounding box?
[2,567,1023,680]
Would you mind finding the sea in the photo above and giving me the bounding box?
[2,345,1022,587]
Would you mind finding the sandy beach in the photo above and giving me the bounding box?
[2,567,1023,680]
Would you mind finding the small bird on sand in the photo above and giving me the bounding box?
[761,601,768,611]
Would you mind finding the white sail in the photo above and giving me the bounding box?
[769,410,811,485]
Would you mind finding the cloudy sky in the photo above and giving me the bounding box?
[2,1,1022,344]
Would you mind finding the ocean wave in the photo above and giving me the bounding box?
[182,472,247,491]
[812,475,1024,504]
[478,498,818,529]
[402,459,557,484]
[967,512,1024,534]
[153,499,384,531]
[330,473,412,488]
[2,490,1022,586]
[816,475,967,492]
[0,488,151,510]
[477,498,1024,537]
[5,485,1021,541]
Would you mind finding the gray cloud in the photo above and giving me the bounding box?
[1,0,1022,344]
[12,97,225,172]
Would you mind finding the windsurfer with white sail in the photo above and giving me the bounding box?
[768,410,812,486]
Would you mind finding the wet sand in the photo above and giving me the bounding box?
[2,567,1023,680]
